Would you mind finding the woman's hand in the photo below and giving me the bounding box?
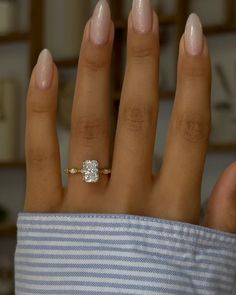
[23,0,236,233]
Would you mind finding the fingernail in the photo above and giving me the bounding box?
[90,0,111,45]
[184,13,203,56]
[132,0,152,33]
[35,49,53,90]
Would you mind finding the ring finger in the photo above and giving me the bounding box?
[67,1,114,200]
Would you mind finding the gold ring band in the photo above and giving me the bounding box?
[64,160,111,183]
[64,168,111,175]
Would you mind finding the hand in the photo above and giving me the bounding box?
[23,0,236,234]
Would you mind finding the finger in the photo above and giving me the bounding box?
[25,49,63,212]
[110,4,159,195]
[203,161,236,233]
[67,0,114,198]
[155,14,211,223]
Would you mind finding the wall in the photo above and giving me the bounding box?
[0,0,235,222]
[0,2,236,293]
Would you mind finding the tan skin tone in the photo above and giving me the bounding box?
[24,12,236,234]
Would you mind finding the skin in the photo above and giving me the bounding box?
[24,12,236,234]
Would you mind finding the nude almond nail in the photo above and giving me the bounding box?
[35,49,53,90]
[90,0,111,45]
[184,13,203,56]
[132,0,153,33]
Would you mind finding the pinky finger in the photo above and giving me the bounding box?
[24,49,63,212]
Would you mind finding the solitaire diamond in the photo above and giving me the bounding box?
[82,160,99,183]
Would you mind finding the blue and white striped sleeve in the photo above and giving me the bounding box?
[15,213,236,294]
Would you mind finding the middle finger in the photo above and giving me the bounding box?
[111,2,159,195]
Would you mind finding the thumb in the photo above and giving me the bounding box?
[202,161,236,233]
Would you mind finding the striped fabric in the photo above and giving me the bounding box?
[15,213,236,294]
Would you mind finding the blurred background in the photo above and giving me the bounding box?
[0,0,236,294]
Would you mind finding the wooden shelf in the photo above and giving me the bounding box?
[159,14,177,26]
[208,143,236,152]
[55,24,236,70]
[0,32,30,44]
[113,90,175,101]
[0,162,25,168]
[205,25,236,35]
[115,14,176,29]
[56,58,78,68]
[55,14,176,69]
[0,223,16,237]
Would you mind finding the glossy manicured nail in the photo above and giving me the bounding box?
[132,0,152,33]
[184,13,203,56]
[35,49,53,90]
[90,0,111,45]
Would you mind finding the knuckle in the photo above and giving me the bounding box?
[122,102,156,133]
[183,64,208,80]
[31,106,49,115]
[82,52,109,72]
[130,43,156,62]
[30,101,52,115]
[75,116,108,145]
[27,148,55,168]
[28,89,54,115]
[173,113,210,143]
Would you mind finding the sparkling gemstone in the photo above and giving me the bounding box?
[70,168,78,174]
[82,160,99,183]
